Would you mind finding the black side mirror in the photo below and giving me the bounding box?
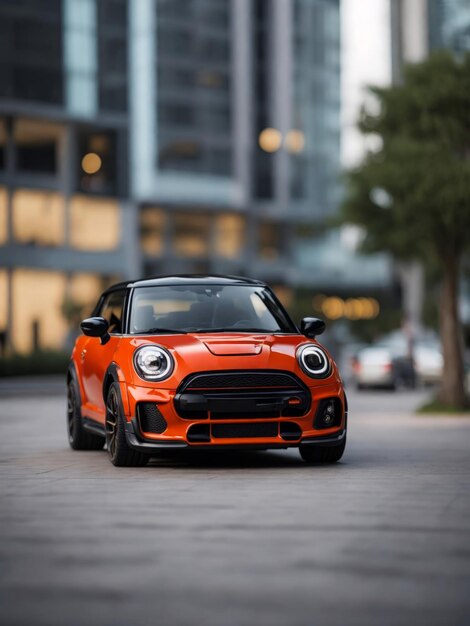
[80,317,110,345]
[300,317,326,338]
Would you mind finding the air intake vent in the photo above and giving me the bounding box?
[137,403,167,434]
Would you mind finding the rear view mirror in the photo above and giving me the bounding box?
[80,317,110,345]
[300,317,326,338]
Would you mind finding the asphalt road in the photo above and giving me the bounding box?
[1,387,469,626]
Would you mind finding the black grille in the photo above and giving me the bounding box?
[137,403,167,434]
[212,422,279,439]
[175,370,310,421]
[182,371,301,390]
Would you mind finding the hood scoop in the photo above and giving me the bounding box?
[203,341,263,356]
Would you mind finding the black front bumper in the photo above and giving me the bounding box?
[124,418,346,453]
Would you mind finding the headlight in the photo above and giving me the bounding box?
[133,345,174,381]
[297,344,331,379]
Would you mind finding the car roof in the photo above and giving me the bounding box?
[102,275,266,294]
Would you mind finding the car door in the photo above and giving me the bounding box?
[81,289,127,422]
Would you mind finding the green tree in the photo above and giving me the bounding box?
[341,52,470,409]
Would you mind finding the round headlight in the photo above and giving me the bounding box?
[133,345,174,381]
[297,344,331,379]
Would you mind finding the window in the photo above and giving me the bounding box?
[214,214,245,259]
[70,195,120,251]
[0,270,7,355]
[13,190,64,247]
[0,187,7,245]
[11,269,68,354]
[129,285,296,334]
[259,222,281,260]
[173,213,210,257]
[140,208,166,256]
[14,119,62,175]
[99,290,126,333]
[77,130,118,195]
[0,118,6,170]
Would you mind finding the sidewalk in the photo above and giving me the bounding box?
[0,375,65,397]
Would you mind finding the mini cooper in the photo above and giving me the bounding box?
[67,275,347,466]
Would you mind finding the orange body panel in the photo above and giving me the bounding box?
[72,332,345,448]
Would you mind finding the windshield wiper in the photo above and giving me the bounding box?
[139,327,187,334]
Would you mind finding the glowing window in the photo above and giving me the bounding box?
[140,208,166,256]
[214,214,245,259]
[70,195,120,251]
[11,269,68,353]
[173,213,210,257]
[0,187,7,245]
[0,270,7,334]
[13,190,65,246]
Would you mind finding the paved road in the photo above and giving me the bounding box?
[1,387,469,626]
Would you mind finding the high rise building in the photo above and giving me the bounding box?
[391,0,470,79]
[132,0,344,287]
[1,0,360,355]
[0,0,137,354]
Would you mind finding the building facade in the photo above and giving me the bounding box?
[1,0,362,355]
[0,0,138,354]
[391,0,470,80]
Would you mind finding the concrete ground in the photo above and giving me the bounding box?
[0,386,469,626]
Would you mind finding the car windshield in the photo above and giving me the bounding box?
[129,285,297,334]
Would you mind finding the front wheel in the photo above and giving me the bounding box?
[299,438,346,464]
[105,383,148,467]
[67,379,105,451]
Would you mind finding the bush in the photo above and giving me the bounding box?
[0,351,70,377]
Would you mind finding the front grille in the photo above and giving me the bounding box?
[211,422,279,439]
[175,370,310,421]
[137,403,167,434]
[181,371,301,390]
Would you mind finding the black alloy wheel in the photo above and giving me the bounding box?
[67,378,105,451]
[105,383,148,467]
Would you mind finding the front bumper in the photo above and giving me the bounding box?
[124,375,347,452]
[124,418,346,452]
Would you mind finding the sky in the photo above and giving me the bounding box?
[341,0,392,167]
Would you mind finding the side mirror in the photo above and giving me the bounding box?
[80,317,110,345]
[300,317,326,338]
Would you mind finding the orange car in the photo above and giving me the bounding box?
[67,275,347,466]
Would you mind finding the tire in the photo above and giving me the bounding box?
[105,383,148,467]
[67,378,105,451]
[299,437,346,464]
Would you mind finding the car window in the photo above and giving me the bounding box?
[99,290,126,334]
[129,285,296,334]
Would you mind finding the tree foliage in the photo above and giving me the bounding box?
[341,52,470,408]
[342,51,470,263]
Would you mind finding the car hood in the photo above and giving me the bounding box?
[122,332,336,388]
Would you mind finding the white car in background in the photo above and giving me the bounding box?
[351,331,443,390]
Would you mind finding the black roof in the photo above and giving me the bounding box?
[103,275,266,294]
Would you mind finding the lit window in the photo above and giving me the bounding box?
[70,195,120,251]
[13,190,65,246]
[14,119,62,174]
[140,208,166,256]
[0,119,6,170]
[214,214,245,259]
[259,222,281,260]
[0,187,7,245]
[174,213,210,257]
[0,270,7,334]
[11,269,68,354]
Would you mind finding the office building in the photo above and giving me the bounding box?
[1,0,362,354]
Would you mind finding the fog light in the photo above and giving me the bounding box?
[314,398,342,430]
[322,400,336,425]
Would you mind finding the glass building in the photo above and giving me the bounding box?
[0,0,136,354]
[1,0,359,355]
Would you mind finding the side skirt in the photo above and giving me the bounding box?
[82,417,106,438]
